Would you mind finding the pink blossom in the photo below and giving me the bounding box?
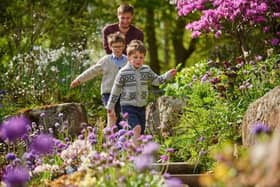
[271,38,279,46]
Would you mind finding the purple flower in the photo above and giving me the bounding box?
[88,133,97,144]
[255,55,263,61]
[251,122,270,135]
[126,130,134,137]
[103,127,112,135]
[118,135,126,142]
[117,129,126,136]
[30,133,55,155]
[214,30,222,38]
[78,134,84,140]
[199,136,204,142]
[12,158,21,166]
[165,177,183,187]
[163,172,171,179]
[201,74,208,82]
[160,155,169,162]
[263,26,270,33]
[22,152,35,161]
[271,38,279,46]
[119,120,129,128]
[166,148,175,153]
[2,166,30,187]
[122,112,128,119]
[113,142,122,150]
[1,115,30,142]
[5,153,16,161]
[142,142,160,155]
[144,134,153,141]
[88,133,96,140]
[134,154,153,172]
[199,149,207,157]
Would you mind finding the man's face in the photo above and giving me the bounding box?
[118,12,133,29]
[128,51,145,69]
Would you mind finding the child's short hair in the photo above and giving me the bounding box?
[126,40,146,56]
[117,3,134,15]
[107,32,125,46]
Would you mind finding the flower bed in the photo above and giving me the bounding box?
[0,115,185,187]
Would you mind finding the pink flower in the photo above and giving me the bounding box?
[271,38,279,46]
[160,155,169,162]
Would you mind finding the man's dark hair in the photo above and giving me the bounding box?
[117,3,134,15]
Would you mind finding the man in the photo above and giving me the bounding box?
[102,3,144,54]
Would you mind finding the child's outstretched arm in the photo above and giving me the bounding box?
[150,68,177,86]
[107,109,117,127]
[69,58,105,88]
[169,68,177,77]
[70,79,80,88]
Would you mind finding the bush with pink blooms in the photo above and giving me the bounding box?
[177,0,280,58]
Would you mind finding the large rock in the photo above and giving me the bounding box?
[235,128,280,186]
[21,102,88,137]
[146,96,185,137]
[242,86,280,146]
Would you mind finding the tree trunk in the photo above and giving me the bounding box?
[145,8,160,73]
[172,17,197,67]
[163,20,170,65]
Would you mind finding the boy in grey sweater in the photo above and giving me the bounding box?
[70,32,127,127]
[107,40,176,139]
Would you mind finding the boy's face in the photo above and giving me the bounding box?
[110,42,125,57]
[128,51,145,69]
[118,12,133,29]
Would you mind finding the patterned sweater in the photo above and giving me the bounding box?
[74,55,127,94]
[107,63,174,110]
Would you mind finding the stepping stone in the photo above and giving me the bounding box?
[21,102,88,137]
[151,162,201,174]
[151,162,208,186]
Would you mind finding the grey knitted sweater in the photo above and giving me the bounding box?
[107,63,174,110]
[74,55,127,94]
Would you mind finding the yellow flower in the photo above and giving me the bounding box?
[199,174,214,186]
[80,170,97,187]
[214,163,229,182]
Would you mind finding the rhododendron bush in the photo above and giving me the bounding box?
[176,0,280,56]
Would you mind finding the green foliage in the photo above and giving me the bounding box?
[0,45,103,120]
[166,82,231,169]
[163,61,208,97]
[161,54,280,170]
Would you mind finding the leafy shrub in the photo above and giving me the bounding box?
[0,45,104,120]
[162,54,280,170]
[164,82,231,169]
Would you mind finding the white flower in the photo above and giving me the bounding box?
[250,143,268,166]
